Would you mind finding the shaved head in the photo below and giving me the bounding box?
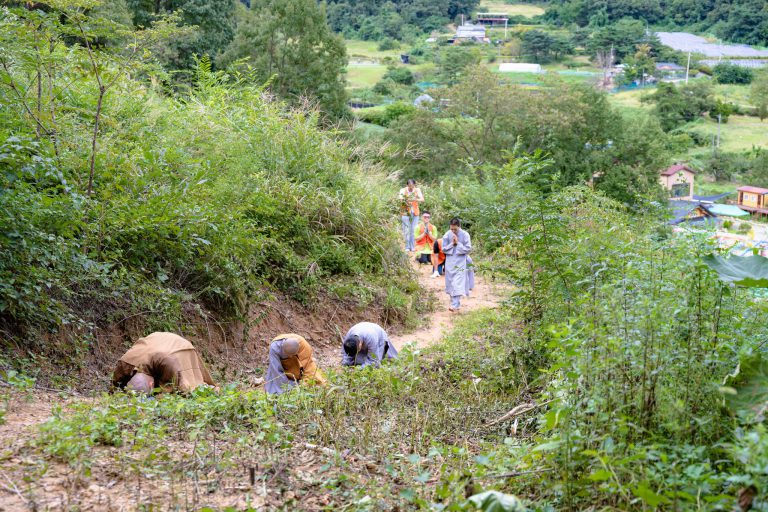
[126,373,154,395]
[280,338,300,358]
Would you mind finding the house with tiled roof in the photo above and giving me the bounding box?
[659,164,695,200]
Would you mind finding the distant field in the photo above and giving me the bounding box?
[494,68,598,86]
[610,88,649,111]
[610,83,755,112]
[714,84,754,108]
[346,64,387,89]
[346,39,403,61]
[479,1,545,17]
[687,116,767,153]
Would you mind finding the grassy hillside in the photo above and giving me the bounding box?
[0,44,417,373]
[478,1,545,16]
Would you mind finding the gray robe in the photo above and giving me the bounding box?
[341,322,397,367]
[264,339,295,395]
[466,255,475,294]
[442,229,472,297]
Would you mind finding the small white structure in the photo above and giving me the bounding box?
[499,63,543,73]
[413,94,434,107]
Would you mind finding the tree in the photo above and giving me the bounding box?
[642,81,715,131]
[587,18,649,61]
[383,65,414,85]
[437,45,481,85]
[750,70,768,121]
[521,30,556,63]
[217,0,349,119]
[623,43,655,86]
[125,0,238,70]
[386,66,667,202]
[713,63,754,84]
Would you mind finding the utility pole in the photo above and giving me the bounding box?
[685,51,691,84]
[717,113,722,149]
[504,18,508,40]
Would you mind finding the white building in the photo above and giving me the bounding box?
[499,63,543,73]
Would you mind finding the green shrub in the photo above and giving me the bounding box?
[378,38,400,51]
[713,63,754,84]
[383,66,415,85]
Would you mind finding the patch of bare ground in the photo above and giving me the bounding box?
[0,262,509,511]
[391,259,508,351]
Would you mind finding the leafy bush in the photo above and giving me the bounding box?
[383,65,415,85]
[378,37,400,51]
[0,9,414,345]
[713,63,754,84]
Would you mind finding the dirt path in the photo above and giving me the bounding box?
[390,259,507,351]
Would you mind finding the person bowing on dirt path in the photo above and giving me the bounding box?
[111,332,216,395]
[341,322,397,368]
[264,334,326,395]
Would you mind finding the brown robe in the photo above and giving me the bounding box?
[111,332,215,393]
[275,334,326,385]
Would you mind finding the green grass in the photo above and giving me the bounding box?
[346,64,388,89]
[610,88,649,112]
[695,179,742,196]
[346,39,403,61]
[714,83,754,108]
[493,68,598,85]
[686,115,768,153]
[478,1,545,17]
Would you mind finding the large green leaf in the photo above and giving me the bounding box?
[466,491,526,512]
[703,254,768,288]
[721,353,768,418]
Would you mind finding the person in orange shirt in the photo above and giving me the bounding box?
[414,212,437,265]
[398,179,424,252]
[431,237,446,277]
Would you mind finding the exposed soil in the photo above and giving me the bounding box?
[390,259,507,351]
[0,262,507,511]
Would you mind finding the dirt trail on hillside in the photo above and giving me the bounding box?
[390,259,508,351]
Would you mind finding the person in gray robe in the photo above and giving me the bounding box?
[442,217,472,311]
[264,334,326,395]
[341,322,397,367]
[465,255,475,297]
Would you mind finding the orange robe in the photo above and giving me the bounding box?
[265,334,326,394]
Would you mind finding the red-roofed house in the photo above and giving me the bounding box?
[659,164,695,199]
[736,185,768,212]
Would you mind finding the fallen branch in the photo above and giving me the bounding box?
[485,399,556,427]
[0,471,27,504]
[481,468,555,479]
[301,442,342,458]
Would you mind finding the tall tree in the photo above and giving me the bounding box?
[125,0,238,69]
[217,1,349,119]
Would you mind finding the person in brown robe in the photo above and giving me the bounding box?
[111,332,215,395]
[265,334,326,394]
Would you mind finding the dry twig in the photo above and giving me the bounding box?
[485,399,556,427]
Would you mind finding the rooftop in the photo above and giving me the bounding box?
[656,62,685,71]
[738,185,768,194]
[456,23,487,38]
[661,163,696,176]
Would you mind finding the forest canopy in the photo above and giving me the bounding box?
[324,0,480,41]
[544,0,768,46]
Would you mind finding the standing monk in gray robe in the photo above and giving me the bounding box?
[341,322,397,367]
[442,217,472,311]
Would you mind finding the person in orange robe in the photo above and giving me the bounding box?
[265,334,326,395]
[111,332,216,395]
